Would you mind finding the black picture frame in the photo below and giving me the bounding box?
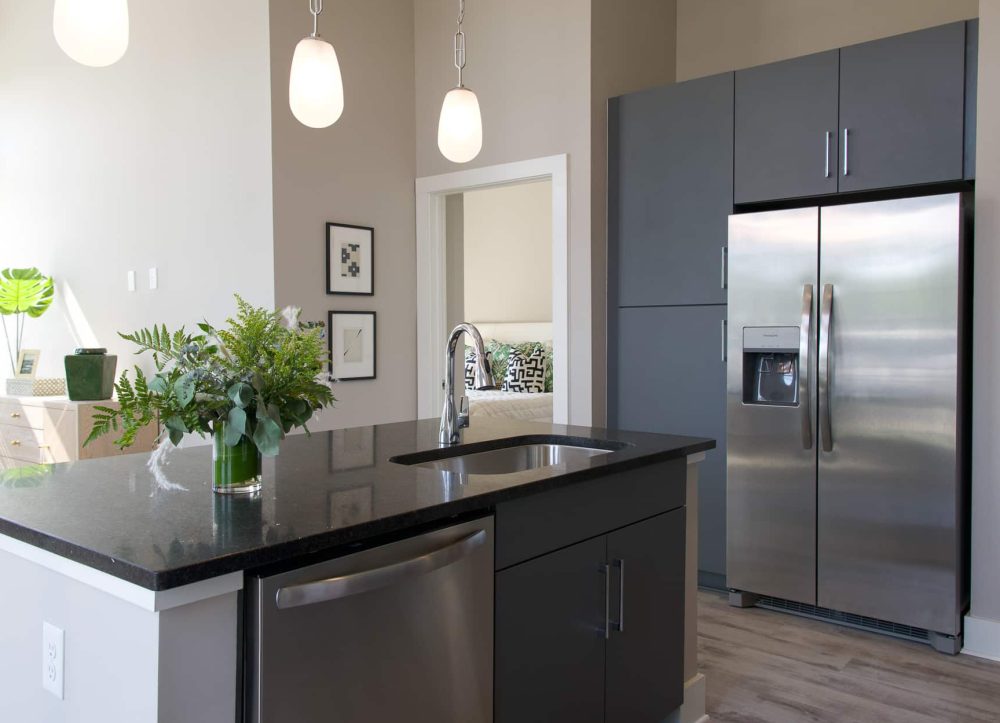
[328,310,377,381]
[326,222,375,296]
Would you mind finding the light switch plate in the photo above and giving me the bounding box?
[148,267,158,290]
[127,270,136,292]
[42,622,64,699]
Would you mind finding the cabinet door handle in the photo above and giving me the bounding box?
[720,246,728,289]
[824,131,831,178]
[721,319,728,363]
[10,412,20,419]
[602,563,611,639]
[842,128,849,176]
[11,439,22,447]
[612,558,625,632]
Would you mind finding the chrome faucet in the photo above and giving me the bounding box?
[440,323,494,445]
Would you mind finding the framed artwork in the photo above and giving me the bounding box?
[329,426,376,472]
[328,311,376,381]
[328,485,374,529]
[15,349,41,378]
[326,222,374,296]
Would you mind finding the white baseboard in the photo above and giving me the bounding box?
[665,672,707,723]
[964,614,1000,662]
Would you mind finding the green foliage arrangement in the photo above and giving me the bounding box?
[85,296,334,457]
[0,268,55,376]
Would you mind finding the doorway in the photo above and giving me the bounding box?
[415,155,569,423]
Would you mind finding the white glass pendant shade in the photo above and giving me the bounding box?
[437,87,483,163]
[289,36,344,129]
[53,0,129,68]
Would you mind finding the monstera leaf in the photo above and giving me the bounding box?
[0,268,54,318]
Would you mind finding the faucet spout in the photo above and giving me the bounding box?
[440,323,494,445]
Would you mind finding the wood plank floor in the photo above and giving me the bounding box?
[698,590,1000,722]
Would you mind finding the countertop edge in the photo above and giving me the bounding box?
[2,437,715,593]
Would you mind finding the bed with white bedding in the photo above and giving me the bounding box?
[466,389,553,422]
[463,322,555,422]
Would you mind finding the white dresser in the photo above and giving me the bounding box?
[0,395,158,469]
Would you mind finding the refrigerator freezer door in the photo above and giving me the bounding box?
[727,207,819,605]
[818,194,963,634]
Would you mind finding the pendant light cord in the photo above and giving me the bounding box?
[310,0,323,37]
[454,0,466,87]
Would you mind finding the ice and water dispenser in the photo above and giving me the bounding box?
[742,327,800,406]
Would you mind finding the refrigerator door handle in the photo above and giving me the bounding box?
[799,284,814,450]
[819,283,834,452]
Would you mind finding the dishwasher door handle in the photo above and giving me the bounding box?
[275,528,488,609]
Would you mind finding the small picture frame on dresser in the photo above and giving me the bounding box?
[15,349,40,378]
[326,223,374,296]
[328,311,376,381]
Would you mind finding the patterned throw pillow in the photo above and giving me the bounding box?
[464,351,477,390]
[502,348,546,393]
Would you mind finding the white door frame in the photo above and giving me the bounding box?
[415,154,569,423]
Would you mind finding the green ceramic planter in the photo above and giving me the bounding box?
[64,348,117,401]
[213,423,262,494]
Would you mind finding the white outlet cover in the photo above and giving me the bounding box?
[127,270,136,292]
[148,267,158,290]
[42,621,64,699]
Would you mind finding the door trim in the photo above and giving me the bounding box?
[415,155,571,424]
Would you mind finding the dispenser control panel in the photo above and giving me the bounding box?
[743,326,799,352]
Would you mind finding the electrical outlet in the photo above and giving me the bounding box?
[127,270,136,292]
[148,267,158,290]
[42,622,64,699]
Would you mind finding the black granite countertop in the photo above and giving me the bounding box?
[0,418,714,591]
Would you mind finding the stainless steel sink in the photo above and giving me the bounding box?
[391,438,625,476]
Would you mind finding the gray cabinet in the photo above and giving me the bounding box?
[495,508,686,723]
[495,536,607,723]
[614,305,727,584]
[612,73,733,307]
[965,19,978,180]
[839,22,967,192]
[605,509,685,723]
[735,50,840,203]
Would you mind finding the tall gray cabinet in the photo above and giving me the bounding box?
[608,72,733,587]
[608,18,978,591]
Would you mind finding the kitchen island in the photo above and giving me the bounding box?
[0,418,713,722]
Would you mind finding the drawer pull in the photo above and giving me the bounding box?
[10,412,20,419]
[11,440,22,447]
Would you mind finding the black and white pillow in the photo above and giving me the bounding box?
[464,351,477,390]
[502,348,546,393]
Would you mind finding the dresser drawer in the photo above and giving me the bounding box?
[0,424,50,463]
[0,399,47,430]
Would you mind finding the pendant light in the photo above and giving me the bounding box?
[53,0,129,68]
[289,0,344,129]
[437,0,482,163]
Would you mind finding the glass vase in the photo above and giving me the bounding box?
[213,423,262,495]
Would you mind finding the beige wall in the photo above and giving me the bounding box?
[591,0,677,425]
[676,0,978,81]
[414,0,593,424]
[972,0,1000,626]
[463,181,553,324]
[0,0,274,381]
[270,0,416,431]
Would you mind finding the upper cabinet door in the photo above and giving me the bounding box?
[613,73,733,307]
[734,50,840,203]
[839,22,967,193]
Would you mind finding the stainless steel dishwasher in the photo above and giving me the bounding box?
[246,516,494,723]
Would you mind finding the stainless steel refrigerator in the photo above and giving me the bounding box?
[726,193,970,653]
